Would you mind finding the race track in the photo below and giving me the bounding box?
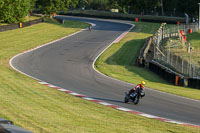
[11,16,200,126]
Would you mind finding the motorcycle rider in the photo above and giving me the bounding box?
[89,24,92,31]
[128,81,146,97]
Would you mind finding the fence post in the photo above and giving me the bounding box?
[189,52,192,77]
[154,43,156,59]
[175,75,179,85]
[176,55,178,68]
[187,61,190,77]
[192,65,195,77]
[182,57,184,74]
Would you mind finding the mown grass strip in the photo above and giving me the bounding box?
[187,31,200,49]
[0,19,199,132]
[95,22,200,100]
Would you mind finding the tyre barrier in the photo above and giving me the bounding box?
[149,61,185,87]
[149,61,200,89]
[188,78,200,89]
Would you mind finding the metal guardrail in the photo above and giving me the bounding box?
[0,18,44,32]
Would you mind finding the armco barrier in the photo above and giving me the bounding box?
[22,18,44,28]
[137,37,153,67]
[0,18,44,32]
[0,23,18,32]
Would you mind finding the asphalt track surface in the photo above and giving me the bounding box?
[11,16,200,126]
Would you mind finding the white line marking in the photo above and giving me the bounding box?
[70,92,82,96]
[58,89,68,92]
[117,107,132,112]
[39,81,49,85]
[98,102,112,106]
[83,97,95,101]
[139,114,157,118]
[92,23,135,86]
[48,85,57,88]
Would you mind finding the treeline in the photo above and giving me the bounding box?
[0,0,35,23]
[78,0,200,18]
[0,0,79,23]
[1,0,200,24]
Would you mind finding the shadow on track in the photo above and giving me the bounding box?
[90,97,125,104]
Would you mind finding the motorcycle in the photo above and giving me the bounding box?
[124,88,145,105]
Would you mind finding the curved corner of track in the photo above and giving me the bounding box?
[9,16,200,128]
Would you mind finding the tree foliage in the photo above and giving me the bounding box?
[0,0,35,23]
[78,0,200,17]
[1,0,200,24]
[38,0,79,16]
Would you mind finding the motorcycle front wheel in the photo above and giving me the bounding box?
[133,96,140,105]
[124,93,129,103]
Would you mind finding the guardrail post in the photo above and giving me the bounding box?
[19,22,22,28]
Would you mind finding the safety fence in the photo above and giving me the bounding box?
[154,48,200,78]
[152,23,199,48]
[138,23,200,89]
[152,23,200,78]
[0,18,44,32]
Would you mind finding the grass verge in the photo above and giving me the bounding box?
[95,22,200,100]
[0,19,199,132]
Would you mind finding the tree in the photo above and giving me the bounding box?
[0,0,34,23]
[38,0,79,17]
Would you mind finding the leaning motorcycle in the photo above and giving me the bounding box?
[124,88,145,105]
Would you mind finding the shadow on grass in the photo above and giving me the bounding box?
[104,36,168,85]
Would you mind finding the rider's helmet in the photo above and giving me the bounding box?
[141,81,146,87]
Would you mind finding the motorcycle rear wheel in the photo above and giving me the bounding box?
[133,96,140,105]
[124,95,129,103]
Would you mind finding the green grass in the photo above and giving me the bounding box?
[187,31,200,49]
[0,19,199,132]
[95,22,200,100]
[23,16,42,22]
[187,31,200,65]
[0,23,7,26]
[161,31,200,66]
